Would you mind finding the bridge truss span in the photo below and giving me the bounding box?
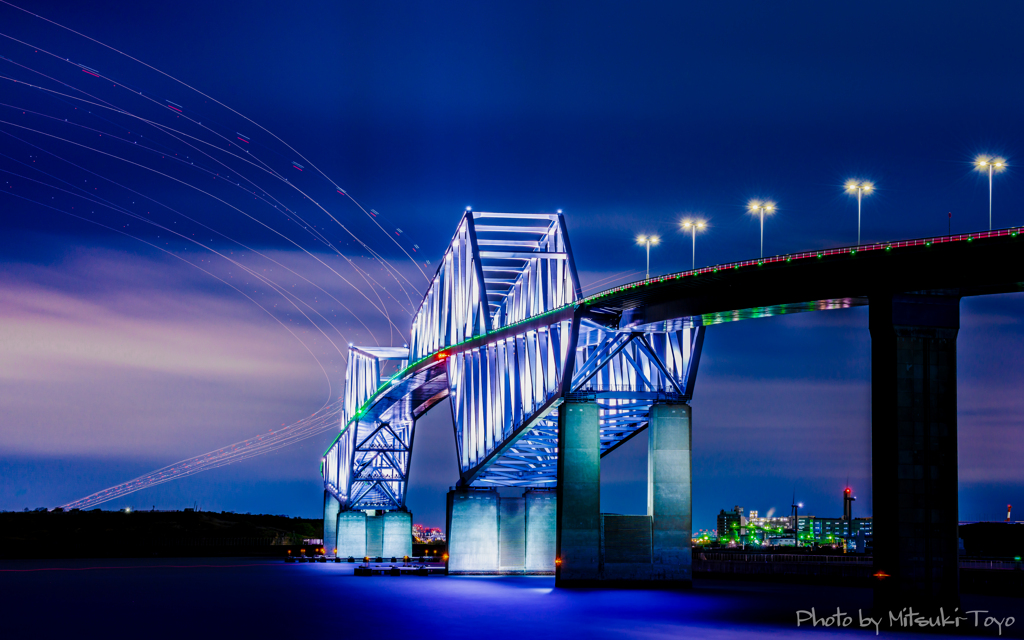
[324,213,1024,512]
[323,210,708,506]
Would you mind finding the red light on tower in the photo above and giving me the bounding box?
[843,487,855,522]
[1008,504,1013,523]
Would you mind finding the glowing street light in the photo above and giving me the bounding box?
[680,219,707,270]
[844,180,874,245]
[975,155,1007,230]
[636,234,660,279]
[747,199,776,258]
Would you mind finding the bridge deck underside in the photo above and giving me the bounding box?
[470,391,687,487]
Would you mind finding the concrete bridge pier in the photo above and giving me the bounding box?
[445,487,557,574]
[333,509,412,559]
[647,403,693,586]
[382,511,413,558]
[555,403,602,585]
[337,511,366,558]
[870,293,960,614]
[555,401,692,587]
[322,491,340,556]
[446,487,499,573]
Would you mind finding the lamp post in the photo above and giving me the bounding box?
[975,155,1007,230]
[636,234,660,279]
[747,200,776,258]
[680,219,707,270]
[844,180,874,245]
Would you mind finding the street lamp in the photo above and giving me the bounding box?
[747,199,776,258]
[636,234,660,279]
[680,219,707,270]
[975,155,1007,230]
[844,180,874,245]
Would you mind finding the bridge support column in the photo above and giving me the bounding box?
[446,488,499,574]
[647,403,693,586]
[382,511,412,558]
[499,495,526,572]
[322,490,340,557]
[366,513,384,558]
[556,402,602,586]
[336,511,367,559]
[870,294,960,614]
[445,487,556,574]
[525,489,557,573]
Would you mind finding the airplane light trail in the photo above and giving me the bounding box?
[60,401,345,511]
[0,0,434,507]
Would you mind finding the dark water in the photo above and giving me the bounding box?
[0,558,1020,639]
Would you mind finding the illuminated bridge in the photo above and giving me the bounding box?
[321,210,1024,608]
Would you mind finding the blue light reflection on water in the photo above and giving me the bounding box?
[0,558,1018,639]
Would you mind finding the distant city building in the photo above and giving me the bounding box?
[796,515,814,533]
[747,513,791,531]
[717,506,745,539]
[812,517,872,540]
[715,488,872,549]
[412,524,446,543]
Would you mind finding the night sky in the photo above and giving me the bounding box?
[1,0,1022,530]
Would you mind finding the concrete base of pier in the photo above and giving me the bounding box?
[382,511,413,558]
[335,509,412,559]
[337,511,367,559]
[322,491,341,556]
[447,402,693,584]
[445,487,557,575]
[556,401,693,587]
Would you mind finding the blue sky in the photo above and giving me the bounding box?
[1,0,1022,529]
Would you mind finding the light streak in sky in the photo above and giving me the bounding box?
[0,0,431,285]
[0,25,424,331]
[0,1,434,506]
[60,401,345,511]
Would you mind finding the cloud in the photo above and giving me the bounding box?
[0,247,339,459]
[0,284,313,382]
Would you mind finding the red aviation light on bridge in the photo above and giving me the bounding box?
[437,352,448,361]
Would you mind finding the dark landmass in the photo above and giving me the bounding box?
[960,522,1024,558]
[0,509,323,559]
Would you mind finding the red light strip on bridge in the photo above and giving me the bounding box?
[328,225,1023,453]
[581,226,1024,304]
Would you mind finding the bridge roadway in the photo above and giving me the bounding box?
[320,211,1024,613]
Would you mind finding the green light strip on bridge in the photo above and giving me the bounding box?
[323,226,1022,460]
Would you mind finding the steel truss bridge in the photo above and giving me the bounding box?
[322,211,1024,512]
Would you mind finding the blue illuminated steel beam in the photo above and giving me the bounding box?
[325,210,708,503]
